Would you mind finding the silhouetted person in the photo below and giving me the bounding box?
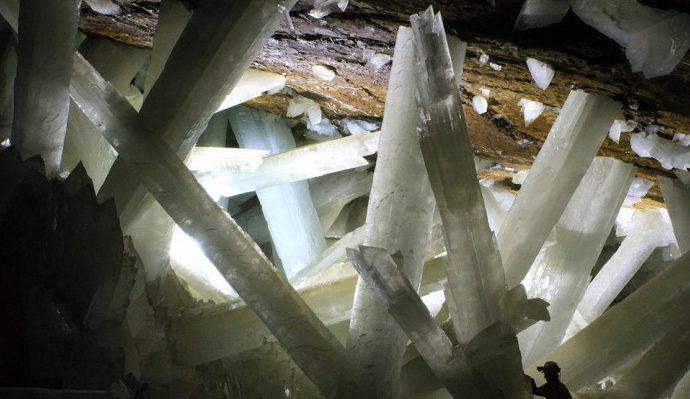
[528,361,572,399]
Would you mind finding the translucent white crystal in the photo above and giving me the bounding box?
[526,57,555,90]
[11,0,80,176]
[570,0,690,78]
[529,250,690,391]
[312,64,336,80]
[674,170,690,186]
[570,209,676,334]
[343,26,437,398]
[71,51,346,395]
[514,0,570,30]
[83,0,120,15]
[307,117,340,140]
[512,169,529,185]
[217,69,287,111]
[480,87,490,98]
[366,53,392,71]
[341,118,379,135]
[287,95,322,125]
[518,158,634,367]
[499,90,621,287]
[489,62,502,71]
[630,132,690,170]
[188,147,268,173]
[479,52,489,66]
[309,0,348,18]
[518,98,545,126]
[673,132,690,146]
[659,176,690,253]
[623,177,654,206]
[228,106,327,279]
[608,119,637,143]
[472,95,488,114]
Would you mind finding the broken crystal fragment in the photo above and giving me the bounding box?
[499,90,621,287]
[287,95,322,125]
[312,64,336,80]
[472,95,488,115]
[608,119,637,143]
[623,177,654,206]
[366,52,392,71]
[479,52,489,66]
[217,69,287,111]
[630,132,690,170]
[342,118,379,135]
[570,0,690,78]
[518,98,545,126]
[480,87,490,98]
[514,0,570,30]
[489,62,502,71]
[83,0,120,15]
[526,57,555,90]
[309,0,349,18]
[512,169,529,185]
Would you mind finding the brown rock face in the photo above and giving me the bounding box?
[79,0,690,206]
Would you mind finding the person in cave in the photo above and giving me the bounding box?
[528,361,573,399]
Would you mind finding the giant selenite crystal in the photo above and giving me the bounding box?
[570,0,690,78]
[97,0,296,225]
[11,0,79,176]
[339,26,436,398]
[197,129,379,197]
[601,319,690,398]
[228,106,327,280]
[529,251,690,391]
[514,0,570,30]
[497,90,621,287]
[347,246,480,398]
[410,7,530,398]
[569,209,675,333]
[518,157,633,366]
[69,53,347,397]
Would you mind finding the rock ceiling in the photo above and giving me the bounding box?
[78,0,690,206]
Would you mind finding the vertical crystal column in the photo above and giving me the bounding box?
[569,209,674,333]
[228,106,327,279]
[11,0,80,176]
[410,8,530,398]
[411,7,504,344]
[70,54,346,396]
[659,176,690,253]
[528,251,690,391]
[339,26,436,398]
[518,157,633,366]
[497,90,621,287]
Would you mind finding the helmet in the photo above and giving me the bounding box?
[537,361,561,373]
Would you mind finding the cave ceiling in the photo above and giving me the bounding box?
[78,0,690,206]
